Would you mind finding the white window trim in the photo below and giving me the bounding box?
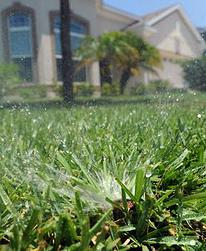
[11,55,32,59]
[54,28,85,38]
[10,26,30,32]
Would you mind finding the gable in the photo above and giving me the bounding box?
[147,10,205,58]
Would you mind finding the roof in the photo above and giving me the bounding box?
[141,4,204,42]
[98,1,205,45]
[96,0,141,21]
[120,20,140,31]
[142,4,177,22]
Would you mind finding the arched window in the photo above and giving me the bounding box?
[8,12,33,81]
[51,14,88,82]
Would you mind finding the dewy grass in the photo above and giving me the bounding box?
[0,93,206,250]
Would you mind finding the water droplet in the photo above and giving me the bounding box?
[189,240,196,246]
[146,171,152,178]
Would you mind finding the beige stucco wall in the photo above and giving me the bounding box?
[143,10,206,88]
[96,15,131,34]
[157,59,185,88]
[147,10,204,57]
[96,2,138,34]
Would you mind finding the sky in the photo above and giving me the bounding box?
[104,0,206,27]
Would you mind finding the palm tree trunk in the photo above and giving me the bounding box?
[100,58,112,85]
[60,0,73,102]
[120,68,130,95]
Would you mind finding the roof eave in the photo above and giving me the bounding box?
[96,0,142,22]
[146,4,204,43]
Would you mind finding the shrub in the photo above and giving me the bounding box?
[51,82,95,97]
[129,80,171,96]
[182,56,206,91]
[101,83,111,96]
[101,82,120,96]
[52,83,63,97]
[129,82,146,96]
[10,85,48,100]
[146,80,171,93]
[112,82,121,96]
[0,63,21,98]
[73,82,94,96]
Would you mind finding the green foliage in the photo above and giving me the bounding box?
[77,31,161,92]
[101,82,120,96]
[55,82,95,97]
[130,80,171,96]
[1,94,206,249]
[10,85,48,100]
[146,80,171,93]
[0,63,21,98]
[73,82,94,97]
[6,82,95,101]
[55,213,78,249]
[129,82,146,96]
[182,56,206,90]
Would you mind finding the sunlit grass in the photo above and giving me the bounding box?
[0,93,206,250]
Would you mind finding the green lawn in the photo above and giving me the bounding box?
[0,93,206,250]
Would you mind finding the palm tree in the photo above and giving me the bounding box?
[77,31,162,94]
[117,32,162,94]
[60,0,73,102]
[99,58,112,85]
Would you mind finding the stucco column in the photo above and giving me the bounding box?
[89,61,101,97]
[37,34,54,85]
[36,0,55,85]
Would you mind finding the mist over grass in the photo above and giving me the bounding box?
[0,94,206,250]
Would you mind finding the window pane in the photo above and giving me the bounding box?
[8,13,33,82]
[56,59,86,82]
[71,35,83,51]
[54,16,61,30]
[71,19,87,34]
[55,32,62,55]
[54,16,87,34]
[55,33,83,54]
[9,13,30,27]
[73,60,86,82]
[13,58,33,82]
[54,16,87,55]
[54,15,87,82]
[10,30,32,56]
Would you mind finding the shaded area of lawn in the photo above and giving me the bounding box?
[1,92,206,110]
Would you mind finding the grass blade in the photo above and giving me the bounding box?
[135,168,145,202]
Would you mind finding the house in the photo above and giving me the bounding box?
[132,5,206,88]
[0,0,205,91]
[97,3,206,88]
